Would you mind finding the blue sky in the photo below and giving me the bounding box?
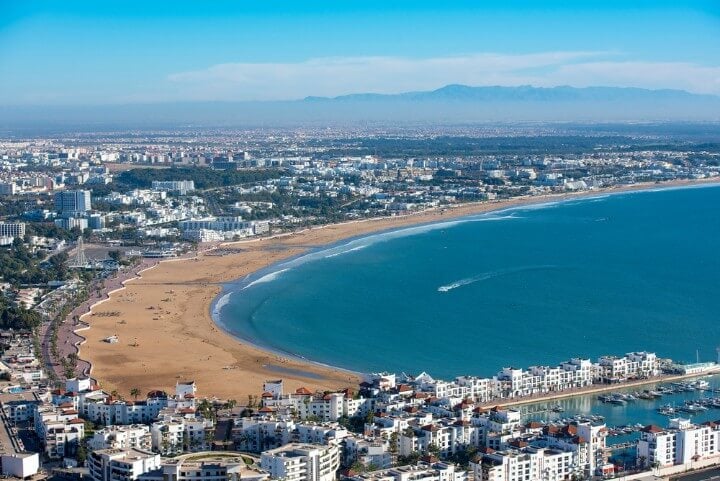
[1,1,719,104]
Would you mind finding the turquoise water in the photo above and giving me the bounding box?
[215,184,720,379]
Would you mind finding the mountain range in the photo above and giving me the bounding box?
[3,85,719,131]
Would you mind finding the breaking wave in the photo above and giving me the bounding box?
[243,268,290,289]
[324,244,369,258]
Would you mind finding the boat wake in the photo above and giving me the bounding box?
[243,268,290,289]
[438,265,557,293]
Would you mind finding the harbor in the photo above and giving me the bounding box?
[521,376,720,434]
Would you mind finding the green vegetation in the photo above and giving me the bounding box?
[0,239,70,285]
[115,167,285,190]
[0,293,43,330]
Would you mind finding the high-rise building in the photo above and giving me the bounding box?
[54,190,92,214]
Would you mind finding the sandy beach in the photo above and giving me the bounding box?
[76,179,719,401]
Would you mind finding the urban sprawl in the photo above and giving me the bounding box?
[1,127,720,481]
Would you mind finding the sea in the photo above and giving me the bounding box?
[214,183,720,427]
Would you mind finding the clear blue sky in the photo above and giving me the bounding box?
[1,1,719,104]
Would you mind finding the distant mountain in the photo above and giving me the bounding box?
[306,84,714,103]
[2,85,719,131]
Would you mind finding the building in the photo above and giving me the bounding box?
[89,214,106,230]
[88,425,153,452]
[471,447,579,481]
[88,448,161,481]
[55,217,89,230]
[260,443,341,481]
[637,418,720,469]
[0,223,25,240]
[0,183,17,196]
[151,180,195,195]
[138,452,268,481]
[55,190,92,214]
[345,462,467,481]
[1,452,40,478]
[34,403,85,459]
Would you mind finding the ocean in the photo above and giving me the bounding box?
[215,184,720,381]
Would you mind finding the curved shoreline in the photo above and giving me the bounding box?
[210,178,720,375]
[76,178,719,399]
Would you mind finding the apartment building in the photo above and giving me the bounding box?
[88,448,161,481]
[34,403,85,459]
[345,462,467,481]
[472,447,579,481]
[637,418,720,469]
[88,425,152,451]
[260,443,341,481]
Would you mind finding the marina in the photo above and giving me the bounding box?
[521,376,720,432]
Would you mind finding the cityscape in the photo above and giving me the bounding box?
[1,2,720,481]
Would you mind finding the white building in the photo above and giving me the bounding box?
[151,180,195,195]
[0,222,25,240]
[89,425,152,452]
[637,418,720,469]
[260,443,341,481]
[346,462,467,481]
[472,447,579,481]
[1,453,40,478]
[34,403,85,459]
[138,452,269,481]
[55,217,89,230]
[88,448,161,481]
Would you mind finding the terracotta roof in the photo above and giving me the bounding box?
[261,392,274,398]
[295,387,312,395]
[642,425,664,434]
[69,418,85,424]
[258,406,275,413]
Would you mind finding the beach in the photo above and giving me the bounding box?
[75,178,719,401]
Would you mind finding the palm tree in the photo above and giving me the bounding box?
[130,387,140,400]
[198,398,214,419]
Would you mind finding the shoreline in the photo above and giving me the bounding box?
[75,178,720,400]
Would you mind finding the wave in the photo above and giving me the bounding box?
[212,292,232,315]
[243,268,290,289]
[324,244,369,258]
[438,265,557,293]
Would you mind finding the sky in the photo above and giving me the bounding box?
[1,0,719,105]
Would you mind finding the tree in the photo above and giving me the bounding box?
[389,432,399,454]
[130,387,141,400]
[76,441,87,465]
